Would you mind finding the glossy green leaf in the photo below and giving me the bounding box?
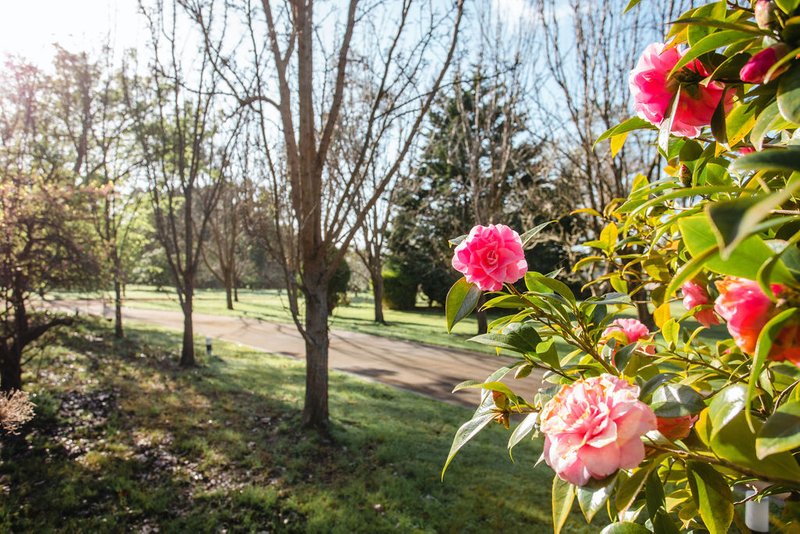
[680,216,795,283]
[508,412,538,455]
[651,384,706,417]
[520,220,554,247]
[441,405,495,479]
[731,146,800,173]
[600,523,651,534]
[669,31,752,77]
[615,461,659,514]
[552,476,575,534]
[577,476,616,524]
[748,309,799,430]
[708,384,746,440]
[777,0,800,13]
[652,509,681,534]
[596,116,654,145]
[707,178,800,258]
[778,63,800,123]
[526,272,576,305]
[757,398,800,458]
[687,462,733,534]
[710,410,800,481]
[645,470,666,520]
[445,277,481,333]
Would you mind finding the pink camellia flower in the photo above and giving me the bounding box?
[629,42,732,138]
[451,224,527,292]
[656,414,698,441]
[602,318,655,355]
[540,374,657,486]
[681,280,719,328]
[714,277,783,354]
[740,45,790,84]
[739,146,756,155]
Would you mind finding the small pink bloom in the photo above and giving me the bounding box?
[656,414,698,441]
[602,318,655,355]
[681,280,719,328]
[541,375,657,486]
[451,224,527,292]
[740,45,789,84]
[714,277,783,354]
[738,146,756,155]
[629,43,732,138]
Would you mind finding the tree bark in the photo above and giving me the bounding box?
[0,347,22,392]
[302,279,329,431]
[371,270,386,324]
[180,288,196,367]
[224,269,234,310]
[113,277,124,339]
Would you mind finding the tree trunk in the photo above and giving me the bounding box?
[180,289,196,367]
[224,270,234,310]
[0,347,22,392]
[302,281,329,431]
[635,291,656,331]
[234,284,239,303]
[371,268,386,325]
[113,277,124,339]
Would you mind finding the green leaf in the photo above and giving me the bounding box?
[519,220,553,247]
[623,0,641,13]
[748,309,800,431]
[708,384,746,440]
[777,0,800,14]
[710,410,800,481]
[526,272,576,305]
[731,146,800,173]
[659,89,680,154]
[651,384,706,417]
[679,215,795,283]
[687,462,733,534]
[749,100,790,151]
[595,116,654,145]
[645,469,666,520]
[757,398,800,458]
[577,476,616,524]
[707,178,800,258]
[652,509,681,534]
[445,277,481,333]
[600,523,651,534]
[778,63,800,124]
[552,476,575,534]
[508,412,538,455]
[615,462,658,514]
[710,88,729,145]
[468,322,541,355]
[669,30,753,77]
[441,406,496,479]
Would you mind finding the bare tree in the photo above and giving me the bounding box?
[184,0,464,430]
[128,0,241,366]
[201,181,247,310]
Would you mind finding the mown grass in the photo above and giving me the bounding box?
[1,317,597,533]
[52,286,501,354]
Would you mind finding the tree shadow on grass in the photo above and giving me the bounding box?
[2,317,594,533]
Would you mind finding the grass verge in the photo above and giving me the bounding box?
[1,317,595,533]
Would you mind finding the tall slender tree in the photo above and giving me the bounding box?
[185,0,464,429]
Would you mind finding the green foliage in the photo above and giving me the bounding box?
[327,257,352,312]
[442,0,800,532]
[381,266,418,310]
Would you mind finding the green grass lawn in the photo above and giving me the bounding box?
[1,317,597,533]
[52,286,501,354]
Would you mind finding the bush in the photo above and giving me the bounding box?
[327,258,351,312]
[382,267,417,310]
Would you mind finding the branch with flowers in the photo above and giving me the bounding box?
[441,1,800,532]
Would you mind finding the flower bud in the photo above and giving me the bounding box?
[755,0,778,30]
[740,44,790,83]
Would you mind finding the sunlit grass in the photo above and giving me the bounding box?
[1,317,598,532]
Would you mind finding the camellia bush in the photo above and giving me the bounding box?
[442,1,800,532]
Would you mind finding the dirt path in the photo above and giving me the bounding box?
[48,299,543,407]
